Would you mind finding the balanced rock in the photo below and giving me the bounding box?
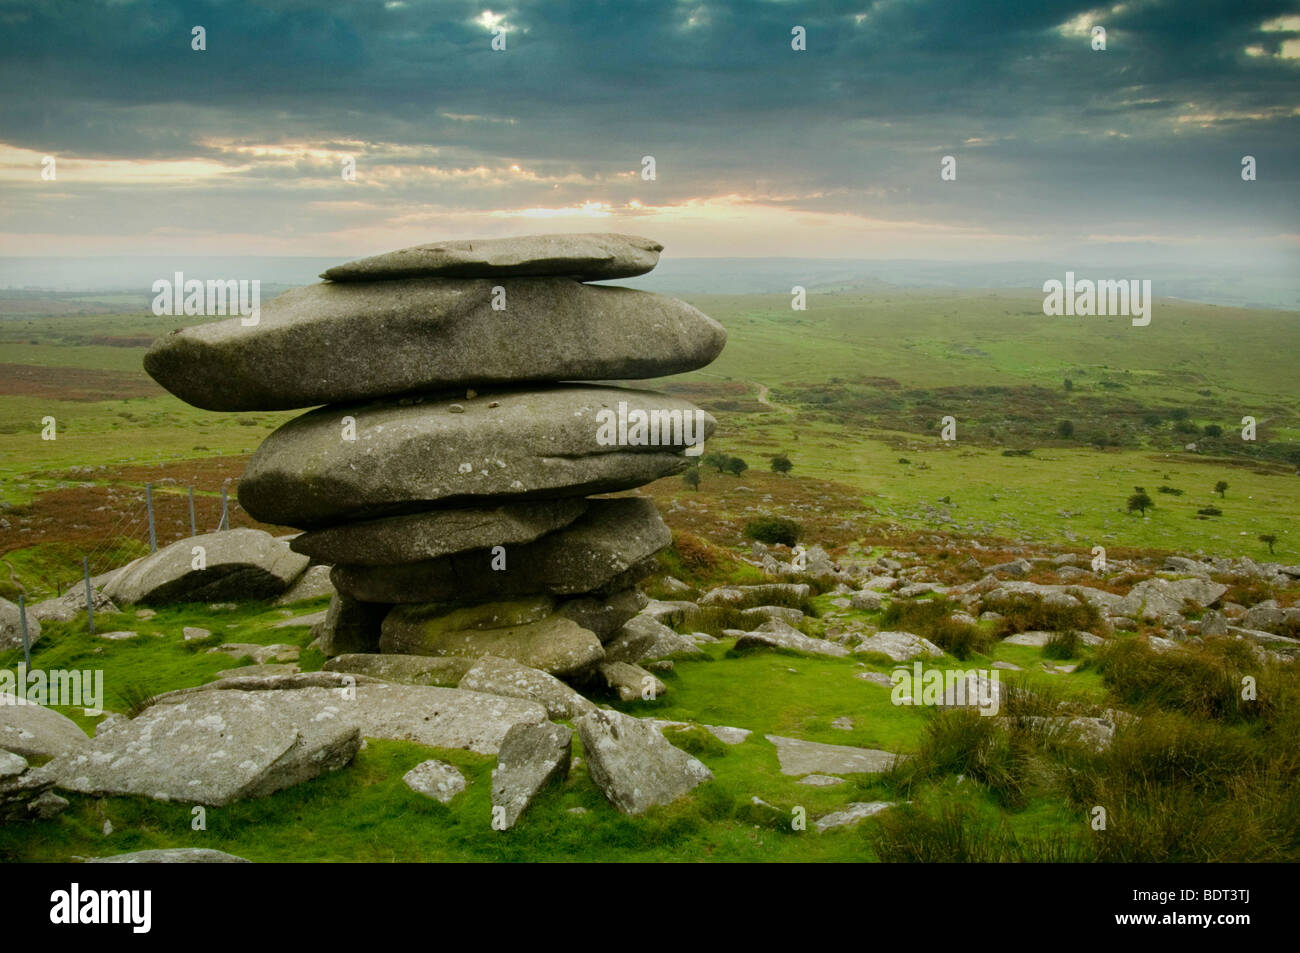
[333,498,670,604]
[291,499,587,566]
[239,387,713,527]
[321,233,663,282]
[102,529,309,605]
[145,278,724,412]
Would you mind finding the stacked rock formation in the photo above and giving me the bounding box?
[145,233,724,680]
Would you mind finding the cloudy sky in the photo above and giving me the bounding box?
[1,0,1297,265]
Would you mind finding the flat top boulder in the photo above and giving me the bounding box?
[855,630,943,662]
[102,529,309,606]
[48,689,361,806]
[321,233,662,282]
[145,277,724,412]
[155,681,547,755]
[766,734,898,776]
[238,386,714,527]
[88,848,251,863]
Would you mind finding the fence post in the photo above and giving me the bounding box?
[17,593,30,667]
[219,486,229,531]
[188,486,197,538]
[145,482,157,552]
[83,556,94,636]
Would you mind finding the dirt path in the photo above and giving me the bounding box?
[752,381,796,415]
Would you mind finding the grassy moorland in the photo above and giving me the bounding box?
[0,287,1297,863]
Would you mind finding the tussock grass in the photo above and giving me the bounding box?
[1093,636,1266,722]
[985,593,1102,637]
[870,802,1088,863]
[879,597,991,660]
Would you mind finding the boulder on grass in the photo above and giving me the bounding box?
[576,709,712,815]
[102,529,309,605]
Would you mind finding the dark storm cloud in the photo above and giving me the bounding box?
[0,0,1296,255]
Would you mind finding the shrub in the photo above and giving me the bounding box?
[1092,637,1264,722]
[890,709,1034,807]
[985,593,1102,637]
[744,516,800,546]
[672,531,720,572]
[1197,506,1222,517]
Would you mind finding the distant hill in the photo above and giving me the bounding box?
[0,255,1295,311]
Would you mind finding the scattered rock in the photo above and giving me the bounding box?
[458,655,595,719]
[734,620,848,657]
[0,695,92,760]
[49,689,361,806]
[491,722,572,829]
[102,529,309,605]
[576,709,712,815]
[403,760,467,803]
[798,774,846,787]
[87,848,251,863]
[854,630,942,662]
[766,735,897,776]
[815,801,895,833]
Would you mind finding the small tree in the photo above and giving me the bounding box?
[1064,378,1073,392]
[1259,534,1277,555]
[1203,424,1222,438]
[770,453,793,474]
[702,451,729,474]
[683,468,700,491]
[1057,420,1074,439]
[1127,489,1154,515]
[724,456,749,476]
[1215,480,1228,498]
